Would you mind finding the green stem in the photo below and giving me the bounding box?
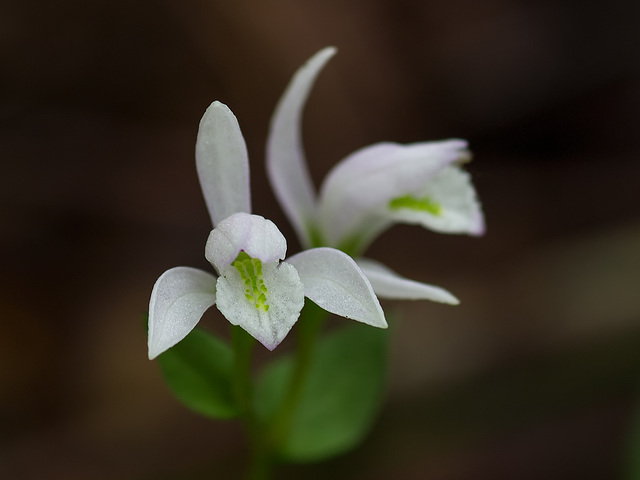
[232,303,328,477]
[246,449,270,480]
[231,326,272,480]
[268,301,327,448]
[231,326,253,414]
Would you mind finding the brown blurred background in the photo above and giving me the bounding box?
[1,0,639,478]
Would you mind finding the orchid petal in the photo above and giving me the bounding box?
[318,140,470,249]
[385,165,485,236]
[216,261,304,350]
[148,267,217,360]
[205,212,287,273]
[357,258,459,305]
[266,47,337,248]
[196,101,251,226]
[287,247,387,328]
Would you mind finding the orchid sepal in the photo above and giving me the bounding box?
[356,258,459,305]
[287,247,387,329]
[148,266,217,360]
[196,101,251,227]
[266,47,337,249]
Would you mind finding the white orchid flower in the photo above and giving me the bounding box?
[267,47,485,304]
[148,102,386,359]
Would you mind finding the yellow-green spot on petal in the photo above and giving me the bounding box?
[233,252,270,312]
[389,194,442,216]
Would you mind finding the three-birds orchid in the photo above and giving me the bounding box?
[148,102,386,358]
[148,47,484,360]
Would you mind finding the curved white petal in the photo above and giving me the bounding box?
[216,261,304,350]
[205,212,287,273]
[266,47,337,248]
[287,247,387,328]
[318,140,469,248]
[196,101,251,226]
[148,267,217,360]
[386,165,485,236]
[357,258,459,305]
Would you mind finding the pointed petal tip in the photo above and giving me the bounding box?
[147,335,172,360]
[209,99,225,109]
[470,212,486,236]
[263,341,279,351]
[443,293,461,306]
[255,329,282,351]
[202,100,233,119]
[250,329,282,351]
[318,46,338,59]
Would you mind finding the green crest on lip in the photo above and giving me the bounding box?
[389,194,442,216]
[233,252,269,312]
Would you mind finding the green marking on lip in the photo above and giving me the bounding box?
[389,194,442,216]
[233,252,270,312]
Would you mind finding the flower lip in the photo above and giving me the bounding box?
[216,260,305,350]
[384,165,484,237]
[205,212,287,273]
[317,140,470,248]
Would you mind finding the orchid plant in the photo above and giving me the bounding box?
[147,47,484,478]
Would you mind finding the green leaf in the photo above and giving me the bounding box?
[256,323,388,462]
[157,327,238,419]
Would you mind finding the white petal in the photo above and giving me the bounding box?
[216,261,305,350]
[287,247,387,328]
[266,47,337,248]
[318,140,469,249]
[357,258,459,305]
[196,101,251,226]
[148,267,217,360]
[386,165,485,236]
[205,212,287,273]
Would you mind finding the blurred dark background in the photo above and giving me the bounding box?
[1,0,639,478]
